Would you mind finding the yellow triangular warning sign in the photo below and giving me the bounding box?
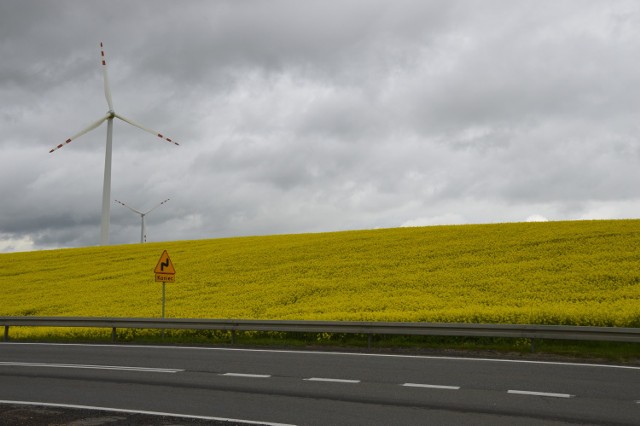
[154,250,176,274]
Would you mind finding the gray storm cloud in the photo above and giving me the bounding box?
[1,0,640,251]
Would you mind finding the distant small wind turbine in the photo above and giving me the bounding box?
[49,42,179,245]
[115,199,170,243]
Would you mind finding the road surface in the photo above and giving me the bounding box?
[0,342,638,425]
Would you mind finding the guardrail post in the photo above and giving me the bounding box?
[368,334,372,349]
[3,326,8,342]
[111,327,116,343]
[530,338,536,353]
[231,330,236,345]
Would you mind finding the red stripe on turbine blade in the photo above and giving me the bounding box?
[102,60,106,65]
[65,139,71,143]
[153,133,178,145]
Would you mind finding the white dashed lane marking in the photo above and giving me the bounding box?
[508,390,574,398]
[402,383,460,390]
[304,377,361,384]
[0,362,182,373]
[222,373,272,378]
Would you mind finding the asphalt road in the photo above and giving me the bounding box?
[0,342,638,425]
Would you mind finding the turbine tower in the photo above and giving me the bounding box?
[49,42,179,245]
[115,198,170,243]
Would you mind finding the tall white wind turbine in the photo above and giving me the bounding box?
[49,42,179,245]
[115,198,170,243]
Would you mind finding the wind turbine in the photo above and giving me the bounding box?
[49,42,179,245]
[115,198,170,243]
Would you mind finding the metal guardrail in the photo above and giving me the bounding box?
[1,317,639,349]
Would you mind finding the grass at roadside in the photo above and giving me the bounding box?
[4,327,639,363]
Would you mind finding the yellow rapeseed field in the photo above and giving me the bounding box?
[2,220,640,336]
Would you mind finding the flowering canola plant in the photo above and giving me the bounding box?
[2,219,639,339]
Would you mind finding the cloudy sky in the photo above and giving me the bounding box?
[2,0,640,252]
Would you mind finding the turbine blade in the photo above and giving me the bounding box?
[114,199,143,215]
[100,42,114,111]
[145,198,170,215]
[49,114,110,153]
[114,113,179,146]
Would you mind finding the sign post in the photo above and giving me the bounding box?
[162,283,166,319]
[154,250,176,338]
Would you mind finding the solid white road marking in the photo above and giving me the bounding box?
[222,373,271,378]
[6,342,639,371]
[0,400,296,426]
[304,377,361,383]
[0,362,182,373]
[402,383,460,390]
[508,390,574,398]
